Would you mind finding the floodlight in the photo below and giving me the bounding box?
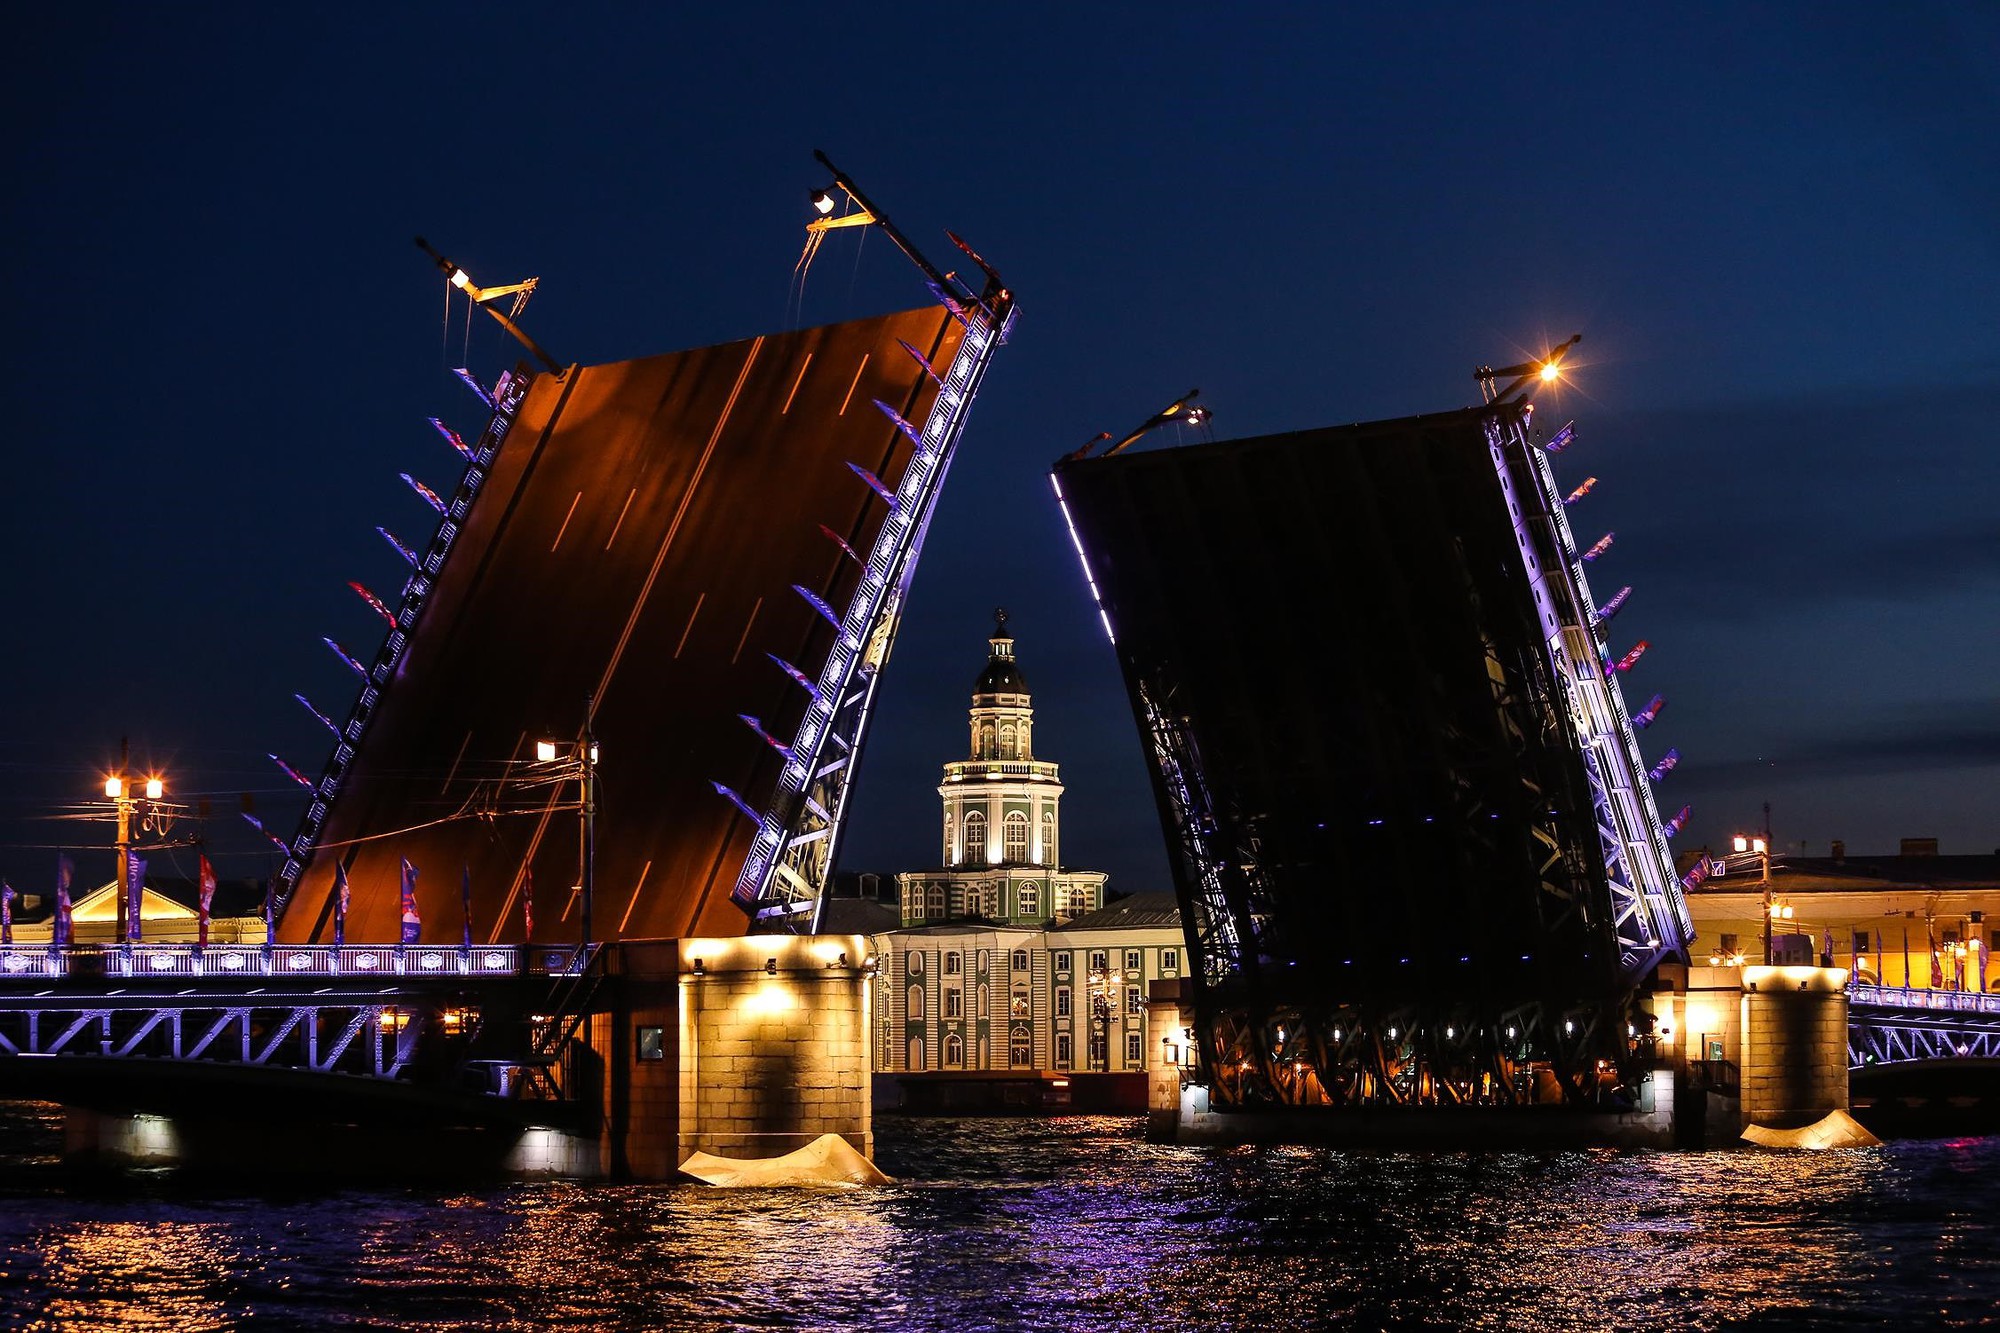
[810,188,836,216]
[536,740,558,763]
[105,776,123,798]
[145,777,164,800]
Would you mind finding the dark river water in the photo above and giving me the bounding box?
[0,1103,1994,1331]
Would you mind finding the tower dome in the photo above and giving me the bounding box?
[973,608,1028,696]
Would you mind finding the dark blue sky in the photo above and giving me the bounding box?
[3,5,1996,898]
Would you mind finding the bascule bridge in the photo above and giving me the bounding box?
[0,156,1015,1178]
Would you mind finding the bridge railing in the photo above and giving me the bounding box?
[1850,983,2000,1016]
[0,943,595,982]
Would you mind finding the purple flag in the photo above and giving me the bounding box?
[263,881,275,948]
[197,854,217,950]
[334,861,350,948]
[126,854,147,943]
[400,858,421,945]
[461,865,473,952]
[53,855,74,951]
[1,880,14,946]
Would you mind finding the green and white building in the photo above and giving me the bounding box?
[873,615,1184,1077]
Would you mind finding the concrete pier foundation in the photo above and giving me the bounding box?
[511,934,875,1181]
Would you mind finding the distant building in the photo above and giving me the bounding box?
[895,611,1107,927]
[872,615,1182,1087]
[1683,843,2000,990]
[2,876,269,946]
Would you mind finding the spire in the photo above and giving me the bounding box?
[974,607,1028,696]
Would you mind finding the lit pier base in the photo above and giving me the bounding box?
[1666,964,1851,1147]
[64,1109,184,1169]
[510,935,875,1182]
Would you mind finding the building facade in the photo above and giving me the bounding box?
[1683,842,1999,990]
[873,615,1182,1078]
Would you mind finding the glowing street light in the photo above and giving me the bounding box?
[534,710,600,947]
[810,187,837,216]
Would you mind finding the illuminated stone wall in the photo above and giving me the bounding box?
[674,934,873,1163]
[1739,965,1850,1128]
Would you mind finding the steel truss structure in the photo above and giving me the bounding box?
[0,948,603,1115]
[274,367,535,912]
[1849,984,2000,1065]
[1053,398,1691,1113]
[730,294,1016,930]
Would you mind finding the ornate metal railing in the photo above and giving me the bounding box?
[0,943,593,982]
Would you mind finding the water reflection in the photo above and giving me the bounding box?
[0,1106,1994,1330]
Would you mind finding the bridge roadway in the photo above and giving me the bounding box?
[283,305,964,946]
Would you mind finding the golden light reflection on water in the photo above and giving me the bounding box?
[31,1220,239,1332]
[1,1104,1996,1331]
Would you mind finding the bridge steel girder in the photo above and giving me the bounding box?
[1052,402,1683,1113]
[1849,987,2000,1067]
[732,298,1017,930]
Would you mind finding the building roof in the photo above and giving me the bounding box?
[1682,851,2000,895]
[816,897,901,936]
[1058,891,1182,931]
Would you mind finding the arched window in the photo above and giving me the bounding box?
[1017,882,1040,918]
[1041,810,1055,864]
[945,1033,963,1067]
[943,814,954,862]
[978,723,996,758]
[1003,812,1028,862]
[907,985,924,1018]
[963,811,987,864]
[928,883,945,912]
[1009,1026,1033,1068]
[1011,948,1029,973]
[999,723,1017,758]
[908,1038,926,1071]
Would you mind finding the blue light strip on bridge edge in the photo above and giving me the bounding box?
[274,367,534,912]
[728,304,1013,917]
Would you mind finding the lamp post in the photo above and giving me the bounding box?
[102,770,166,946]
[534,711,597,950]
[1734,833,1773,963]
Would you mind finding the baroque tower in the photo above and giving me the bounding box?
[899,611,1106,925]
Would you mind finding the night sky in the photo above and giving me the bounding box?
[4,5,1996,902]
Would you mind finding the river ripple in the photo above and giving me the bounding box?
[0,1104,1993,1330]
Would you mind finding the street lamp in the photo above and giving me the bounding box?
[1086,954,1115,1071]
[102,767,171,946]
[533,713,599,948]
[1733,833,1774,962]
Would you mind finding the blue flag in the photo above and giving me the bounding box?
[1,880,14,946]
[53,855,74,952]
[400,858,421,945]
[334,861,350,948]
[126,854,147,943]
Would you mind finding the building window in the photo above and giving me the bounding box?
[1088,1031,1108,1069]
[945,1033,963,1067]
[943,814,954,862]
[1056,987,1071,1018]
[945,951,962,976]
[978,722,995,757]
[1004,812,1029,862]
[1124,949,1142,972]
[1054,950,1071,974]
[963,812,986,863]
[1012,990,1030,1019]
[1011,948,1030,973]
[1126,987,1142,1016]
[1056,1033,1072,1067]
[1162,948,1179,972]
[907,985,924,1018]
[945,989,962,1019]
[1089,951,1109,975]
[1126,1033,1143,1065]
[928,884,945,913]
[1010,1028,1033,1068]
[636,1026,665,1061]
[1041,810,1054,862]
[1017,882,1039,918]
[907,952,923,975]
